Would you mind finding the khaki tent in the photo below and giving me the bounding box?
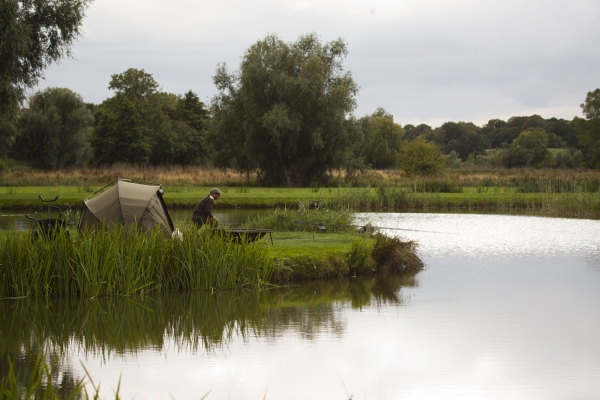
[78,179,174,235]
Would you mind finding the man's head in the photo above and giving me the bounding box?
[210,188,221,199]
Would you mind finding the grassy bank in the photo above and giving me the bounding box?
[1,185,598,218]
[0,226,422,299]
[1,166,599,217]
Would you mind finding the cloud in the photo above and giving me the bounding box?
[36,0,600,126]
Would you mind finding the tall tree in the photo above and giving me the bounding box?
[90,69,161,165]
[90,69,208,166]
[14,87,93,169]
[0,0,92,117]
[206,33,360,187]
[446,130,489,161]
[581,89,600,120]
[575,88,600,167]
[0,115,16,161]
[359,108,404,169]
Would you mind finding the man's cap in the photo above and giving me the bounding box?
[210,188,221,195]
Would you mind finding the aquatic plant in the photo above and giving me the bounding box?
[246,199,354,232]
[0,225,275,298]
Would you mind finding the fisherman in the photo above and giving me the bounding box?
[192,188,221,228]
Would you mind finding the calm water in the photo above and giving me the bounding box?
[0,208,268,231]
[2,213,600,399]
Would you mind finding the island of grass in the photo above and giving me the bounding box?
[0,206,423,298]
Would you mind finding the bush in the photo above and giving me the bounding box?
[399,138,445,175]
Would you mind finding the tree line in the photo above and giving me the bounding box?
[2,4,600,186]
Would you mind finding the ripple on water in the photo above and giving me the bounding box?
[356,213,600,259]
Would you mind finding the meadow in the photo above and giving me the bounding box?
[0,165,599,217]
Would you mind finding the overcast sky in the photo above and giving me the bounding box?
[36,0,600,127]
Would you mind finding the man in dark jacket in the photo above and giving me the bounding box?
[192,188,221,227]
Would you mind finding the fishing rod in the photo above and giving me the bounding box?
[293,220,453,235]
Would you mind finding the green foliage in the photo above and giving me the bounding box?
[446,150,462,168]
[575,117,600,168]
[90,69,208,166]
[0,225,275,298]
[554,149,583,168]
[574,89,600,168]
[0,115,16,161]
[0,0,92,117]
[399,137,445,175]
[446,129,490,161]
[405,123,431,141]
[359,108,405,169]
[247,200,354,232]
[502,128,552,168]
[206,33,360,187]
[581,88,600,120]
[14,87,93,169]
[371,233,423,274]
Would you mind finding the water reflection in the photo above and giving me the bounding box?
[1,208,270,233]
[0,274,416,361]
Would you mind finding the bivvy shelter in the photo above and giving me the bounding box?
[78,179,174,235]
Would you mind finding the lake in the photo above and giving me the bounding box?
[1,212,600,399]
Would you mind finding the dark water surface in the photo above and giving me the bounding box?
[0,208,268,231]
[2,213,600,399]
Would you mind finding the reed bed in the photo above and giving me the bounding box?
[3,164,600,189]
[0,226,275,298]
[247,199,354,232]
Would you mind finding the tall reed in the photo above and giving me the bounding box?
[246,199,354,232]
[0,226,275,298]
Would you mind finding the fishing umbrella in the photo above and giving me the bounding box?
[78,179,174,235]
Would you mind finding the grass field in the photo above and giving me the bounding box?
[0,166,599,217]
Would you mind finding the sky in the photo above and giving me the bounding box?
[36,0,600,128]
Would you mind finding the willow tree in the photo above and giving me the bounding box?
[0,0,92,117]
[206,33,360,187]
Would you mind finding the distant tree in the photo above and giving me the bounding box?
[546,118,577,147]
[546,132,566,148]
[398,137,445,175]
[90,69,208,166]
[108,68,160,100]
[206,33,360,186]
[481,119,506,134]
[446,150,462,168]
[437,121,482,152]
[574,88,600,168]
[581,89,600,120]
[0,115,16,160]
[554,149,584,168]
[446,130,489,161]
[90,96,153,165]
[90,69,160,165]
[0,0,92,117]
[14,87,93,169]
[502,128,551,168]
[359,108,404,169]
[421,127,446,147]
[440,122,463,143]
[483,116,531,148]
[406,123,431,141]
[521,114,546,131]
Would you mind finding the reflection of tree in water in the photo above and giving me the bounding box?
[0,273,418,386]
